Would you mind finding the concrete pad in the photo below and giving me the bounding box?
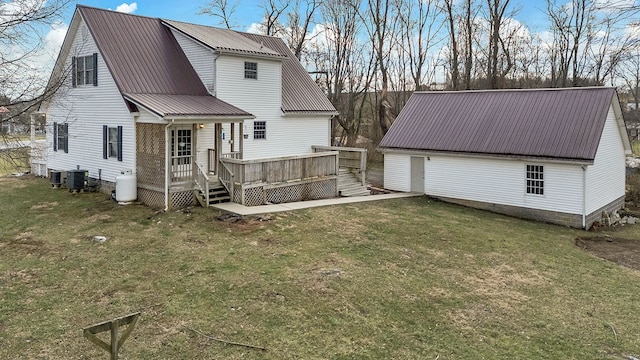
[210,193,422,216]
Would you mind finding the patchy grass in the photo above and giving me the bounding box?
[1,176,640,359]
[0,148,30,175]
[632,141,640,157]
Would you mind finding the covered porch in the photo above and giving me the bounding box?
[135,118,247,210]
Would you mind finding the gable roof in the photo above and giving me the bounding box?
[239,32,337,114]
[164,22,337,114]
[64,6,252,119]
[379,87,627,162]
[162,20,284,59]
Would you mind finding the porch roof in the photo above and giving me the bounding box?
[124,93,254,120]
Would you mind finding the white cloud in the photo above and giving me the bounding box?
[114,2,137,14]
[246,22,261,34]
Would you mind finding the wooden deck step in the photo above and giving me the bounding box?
[337,168,370,197]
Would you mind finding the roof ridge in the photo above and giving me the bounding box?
[76,4,160,21]
[414,86,615,94]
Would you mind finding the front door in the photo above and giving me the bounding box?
[410,156,425,193]
[171,125,193,182]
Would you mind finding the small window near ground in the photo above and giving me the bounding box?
[244,62,257,79]
[526,164,544,195]
[53,122,68,153]
[103,125,122,161]
[108,127,119,158]
[253,121,266,139]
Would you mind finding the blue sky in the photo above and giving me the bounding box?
[63,1,551,32]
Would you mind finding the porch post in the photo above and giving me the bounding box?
[215,123,222,173]
[239,122,244,158]
[230,123,235,153]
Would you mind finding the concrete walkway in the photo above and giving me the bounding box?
[210,192,422,216]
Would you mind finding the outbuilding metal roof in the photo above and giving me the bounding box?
[379,87,619,162]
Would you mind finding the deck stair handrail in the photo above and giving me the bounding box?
[312,145,367,186]
[195,162,210,207]
[218,159,235,202]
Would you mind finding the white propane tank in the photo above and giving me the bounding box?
[115,169,137,203]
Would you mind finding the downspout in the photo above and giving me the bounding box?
[582,165,587,229]
[164,120,174,211]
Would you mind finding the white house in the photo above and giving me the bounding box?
[39,5,340,209]
[379,87,632,229]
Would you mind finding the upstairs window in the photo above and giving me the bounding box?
[244,62,257,79]
[526,164,544,195]
[253,121,266,139]
[73,53,98,87]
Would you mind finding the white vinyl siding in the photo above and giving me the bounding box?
[585,105,626,213]
[384,153,585,215]
[216,55,330,159]
[44,20,135,182]
[170,29,215,92]
[383,153,411,192]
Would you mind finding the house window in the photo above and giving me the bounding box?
[73,53,98,86]
[103,125,123,161]
[253,121,266,139]
[244,62,257,79]
[53,122,68,153]
[526,165,544,195]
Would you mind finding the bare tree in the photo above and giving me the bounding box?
[313,0,374,146]
[485,0,518,88]
[260,0,290,36]
[199,0,240,29]
[286,0,320,59]
[1,0,72,171]
[360,0,400,136]
[395,0,443,91]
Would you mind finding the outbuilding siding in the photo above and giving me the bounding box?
[585,106,626,214]
[383,154,411,192]
[423,155,584,215]
[45,20,136,183]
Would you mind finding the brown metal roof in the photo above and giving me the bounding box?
[239,33,337,114]
[124,93,253,118]
[162,20,284,59]
[79,6,207,96]
[379,87,618,162]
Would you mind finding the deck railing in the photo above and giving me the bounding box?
[312,145,367,186]
[222,151,242,159]
[221,151,339,184]
[219,152,339,205]
[218,159,235,202]
[194,162,210,207]
[207,149,216,174]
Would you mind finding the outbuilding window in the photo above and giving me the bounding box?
[244,62,257,79]
[526,165,544,195]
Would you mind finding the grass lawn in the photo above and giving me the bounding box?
[1,176,640,359]
[0,148,30,176]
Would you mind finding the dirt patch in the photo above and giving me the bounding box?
[575,237,640,271]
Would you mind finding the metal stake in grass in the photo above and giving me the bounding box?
[83,312,140,360]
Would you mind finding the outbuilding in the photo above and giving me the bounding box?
[379,87,632,229]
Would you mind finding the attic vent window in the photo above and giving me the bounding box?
[73,53,98,87]
[526,164,544,196]
[244,62,257,79]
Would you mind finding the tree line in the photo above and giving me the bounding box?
[201,0,640,147]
